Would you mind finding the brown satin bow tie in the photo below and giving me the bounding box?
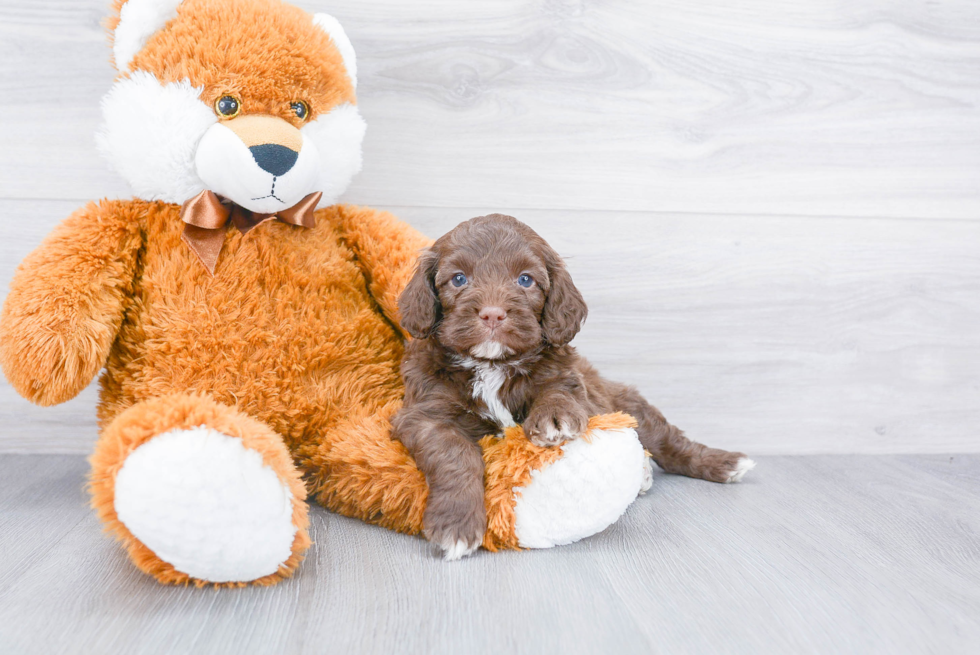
[179,190,322,274]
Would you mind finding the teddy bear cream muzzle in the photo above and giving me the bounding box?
[195,114,321,214]
[224,114,305,178]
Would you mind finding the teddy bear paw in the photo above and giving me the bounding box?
[113,425,300,583]
[512,425,647,549]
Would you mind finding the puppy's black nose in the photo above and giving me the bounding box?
[249,143,298,176]
[479,307,507,327]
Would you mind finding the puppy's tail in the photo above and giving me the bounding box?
[609,384,754,484]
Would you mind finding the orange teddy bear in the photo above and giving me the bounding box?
[0,0,651,586]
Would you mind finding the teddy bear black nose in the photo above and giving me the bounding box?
[249,144,299,176]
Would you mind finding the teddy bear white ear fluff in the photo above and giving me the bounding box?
[313,13,357,88]
[113,0,185,72]
[96,71,213,204]
[301,104,366,209]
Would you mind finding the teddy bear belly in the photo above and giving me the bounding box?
[97,226,406,447]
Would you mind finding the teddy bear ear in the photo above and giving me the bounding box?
[312,13,358,89]
[110,0,185,72]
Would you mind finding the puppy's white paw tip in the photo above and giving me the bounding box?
[639,457,654,495]
[440,538,481,561]
[725,457,756,483]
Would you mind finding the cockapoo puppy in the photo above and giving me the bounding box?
[392,214,754,559]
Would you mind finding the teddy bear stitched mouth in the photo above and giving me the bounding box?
[250,178,286,203]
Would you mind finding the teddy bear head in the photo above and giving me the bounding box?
[97,0,365,213]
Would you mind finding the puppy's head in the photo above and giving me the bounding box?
[399,214,588,359]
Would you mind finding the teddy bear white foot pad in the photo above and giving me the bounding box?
[512,427,648,549]
[113,426,298,582]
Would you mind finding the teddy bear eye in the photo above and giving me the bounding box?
[214,95,241,118]
[291,101,310,121]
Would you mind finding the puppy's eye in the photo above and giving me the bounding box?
[517,274,534,288]
[451,273,468,287]
[291,100,310,121]
[214,95,241,118]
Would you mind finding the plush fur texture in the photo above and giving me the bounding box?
[0,0,660,584]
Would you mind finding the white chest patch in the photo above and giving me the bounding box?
[469,340,512,360]
[459,357,517,428]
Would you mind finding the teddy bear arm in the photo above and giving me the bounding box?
[330,205,433,337]
[0,200,142,406]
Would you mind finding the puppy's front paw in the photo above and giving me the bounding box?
[524,404,589,448]
[436,536,482,561]
[698,451,756,483]
[424,499,486,561]
[724,456,756,483]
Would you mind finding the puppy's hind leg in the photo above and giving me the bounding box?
[610,384,755,484]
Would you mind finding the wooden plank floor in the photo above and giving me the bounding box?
[1,454,978,654]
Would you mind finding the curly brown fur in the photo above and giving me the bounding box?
[392,214,753,557]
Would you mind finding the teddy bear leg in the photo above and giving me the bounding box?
[302,408,645,555]
[89,393,310,587]
[301,403,428,537]
[483,413,649,551]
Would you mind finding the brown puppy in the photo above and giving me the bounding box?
[392,214,754,559]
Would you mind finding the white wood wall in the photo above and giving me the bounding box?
[1,0,978,454]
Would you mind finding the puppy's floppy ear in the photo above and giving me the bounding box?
[398,248,442,339]
[541,248,588,347]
